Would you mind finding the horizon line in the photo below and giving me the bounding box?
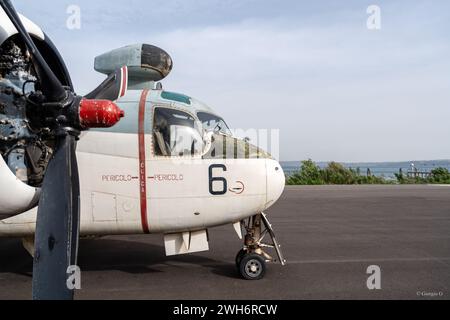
[280,159,450,164]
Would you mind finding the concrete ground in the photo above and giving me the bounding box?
[0,185,449,299]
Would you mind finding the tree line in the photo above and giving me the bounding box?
[286,160,450,185]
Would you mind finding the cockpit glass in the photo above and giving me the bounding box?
[153,107,203,157]
[197,112,231,135]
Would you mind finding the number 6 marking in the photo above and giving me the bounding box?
[209,164,227,195]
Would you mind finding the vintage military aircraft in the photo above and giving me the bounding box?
[0,0,286,299]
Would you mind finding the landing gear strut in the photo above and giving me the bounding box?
[236,212,286,280]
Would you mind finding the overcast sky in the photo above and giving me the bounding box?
[13,0,450,162]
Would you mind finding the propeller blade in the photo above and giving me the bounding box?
[32,133,80,300]
[0,0,66,102]
[85,66,128,101]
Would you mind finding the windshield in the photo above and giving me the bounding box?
[153,107,204,157]
[202,133,273,160]
[197,112,231,135]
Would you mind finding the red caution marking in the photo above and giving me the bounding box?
[119,66,128,98]
[138,89,150,233]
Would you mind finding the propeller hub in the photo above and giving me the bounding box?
[79,99,125,128]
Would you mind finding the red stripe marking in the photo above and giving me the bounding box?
[138,89,150,233]
[120,66,128,97]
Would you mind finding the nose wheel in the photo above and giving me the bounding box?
[236,212,286,280]
[239,253,266,280]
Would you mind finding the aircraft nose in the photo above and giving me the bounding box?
[265,159,286,210]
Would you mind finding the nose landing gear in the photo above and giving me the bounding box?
[236,212,286,280]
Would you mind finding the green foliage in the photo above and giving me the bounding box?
[286,160,450,185]
[395,167,450,184]
[394,173,426,185]
[322,162,355,184]
[286,160,389,185]
[286,159,323,185]
[428,167,450,184]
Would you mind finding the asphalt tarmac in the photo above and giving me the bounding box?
[1,185,449,300]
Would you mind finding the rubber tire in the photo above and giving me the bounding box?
[235,249,247,268]
[239,253,266,280]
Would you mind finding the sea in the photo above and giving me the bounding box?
[280,160,450,179]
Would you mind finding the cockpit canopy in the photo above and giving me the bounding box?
[197,112,231,136]
[152,106,271,159]
[153,107,203,157]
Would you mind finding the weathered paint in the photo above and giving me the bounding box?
[138,89,150,233]
[160,91,191,105]
[0,75,286,238]
[0,41,285,247]
[79,99,124,128]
